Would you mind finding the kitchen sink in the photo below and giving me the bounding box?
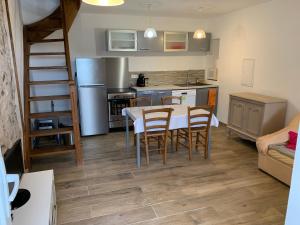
[175,83,209,87]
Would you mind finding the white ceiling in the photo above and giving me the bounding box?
[81,0,272,18]
[20,0,59,25]
[20,0,271,25]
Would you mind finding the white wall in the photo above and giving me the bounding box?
[68,12,210,72]
[208,0,300,123]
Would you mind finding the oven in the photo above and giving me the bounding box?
[108,91,136,129]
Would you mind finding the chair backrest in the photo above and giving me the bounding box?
[142,108,173,135]
[130,97,152,107]
[188,105,213,132]
[208,88,217,109]
[161,96,182,105]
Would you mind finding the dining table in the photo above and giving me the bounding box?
[122,104,219,168]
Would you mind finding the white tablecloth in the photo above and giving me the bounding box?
[122,105,219,134]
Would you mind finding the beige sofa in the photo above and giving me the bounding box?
[256,113,300,186]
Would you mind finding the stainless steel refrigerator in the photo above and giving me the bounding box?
[76,57,129,136]
[76,58,109,136]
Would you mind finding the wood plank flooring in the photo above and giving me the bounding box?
[32,125,289,225]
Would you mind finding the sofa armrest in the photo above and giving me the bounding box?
[256,127,290,154]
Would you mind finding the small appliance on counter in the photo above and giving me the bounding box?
[136,73,146,87]
[0,146,19,225]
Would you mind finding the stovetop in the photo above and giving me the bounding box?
[107,88,134,94]
[107,88,136,100]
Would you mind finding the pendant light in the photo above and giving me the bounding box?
[193,29,206,39]
[82,0,125,7]
[144,4,157,39]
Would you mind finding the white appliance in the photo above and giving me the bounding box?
[172,89,196,106]
[0,147,19,225]
[12,170,56,225]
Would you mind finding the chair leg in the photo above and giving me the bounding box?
[196,132,200,152]
[163,136,167,164]
[188,133,192,160]
[145,137,150,165]
[204,136,209,159]
[158,136,162,154]
[170,130,174,150]
[176,130,180,151]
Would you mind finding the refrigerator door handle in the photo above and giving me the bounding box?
[79,84,105,88]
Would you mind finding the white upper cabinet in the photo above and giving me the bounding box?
[164,32,188,52]
[107,30,137,51]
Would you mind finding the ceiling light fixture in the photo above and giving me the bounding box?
[193,29,206,39]
[82,0,125,7]
[144,4,157,39]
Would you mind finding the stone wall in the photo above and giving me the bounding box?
[0,0,22,154]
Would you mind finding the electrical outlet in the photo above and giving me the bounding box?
[131,74,139,79]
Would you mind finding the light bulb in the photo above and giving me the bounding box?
[82,0,124,6]
[144,28,157,39]
[193,29,206,39]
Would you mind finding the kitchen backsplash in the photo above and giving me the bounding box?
[129,70,205,86]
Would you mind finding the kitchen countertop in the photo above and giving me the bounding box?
[230,92,287,103]
[131,84,218,92]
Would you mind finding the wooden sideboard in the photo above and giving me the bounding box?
[227,92,287,141]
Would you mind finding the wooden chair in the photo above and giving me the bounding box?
[141,108,173,165]
[161,96,182,105]
[161,96,182,148]
[176,105,213,160]
[130,96,152,107]
[130,96,152,146]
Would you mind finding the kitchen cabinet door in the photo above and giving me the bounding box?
[188,32,211,52]
[137,90,172,106]
[152,90,172,106]
[137,31,164,52]
[107,30,137,51]
[136,91,154,106]
[244,103,264,136]
[164,32,188,52]
[196,88,218,115]
[196,88,208,106]
[228,99,245,130]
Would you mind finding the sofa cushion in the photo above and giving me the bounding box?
[268,149,294,166]
[268,143,295,166]
[269,143,295,158]
[286,131,298,150]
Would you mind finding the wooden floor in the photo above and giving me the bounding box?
[32,125,289,225]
